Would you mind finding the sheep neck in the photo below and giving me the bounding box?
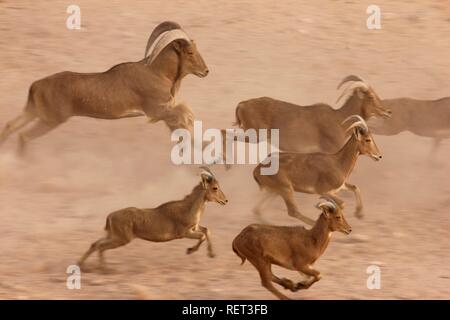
[334,135,360,179]
[183,184,207,224]
[309,214,332,255]
[147,46,185,97]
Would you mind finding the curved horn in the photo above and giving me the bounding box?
[316,197,337,212]
[320,195,344,208]
[342,115,369,133]
[145,29,191,66]
[336,80,370,104]
[199,166,215,179]
[144,21,181,60]
[337,75,368,90]
[346,121,368,134]
[342,115,365,125]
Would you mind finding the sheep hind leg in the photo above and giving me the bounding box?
[95,238,129,272]
[78,237,106,269]
[17,120,61,156]
[252,192,276,223]
[295,265,322,290]
[0,111,36,146]
[279,187,315,226]
[253,261,291,300]
[343,182,363,218]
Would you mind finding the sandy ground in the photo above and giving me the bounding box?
[0,0,449,299]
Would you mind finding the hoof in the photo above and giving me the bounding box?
[186,248,196,255]
[294,282,308,290]
[280,278,296,291]
[207,252,216,258]
[355,208,364,219]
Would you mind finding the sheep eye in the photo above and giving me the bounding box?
[212,187,218,191]
[365,139,371,142]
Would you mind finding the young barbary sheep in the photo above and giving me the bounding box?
[78,167,227,270]
[252,115,381,225]
[232,196,351,300]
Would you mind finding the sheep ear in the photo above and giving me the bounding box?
[172,40,183,53]
[356,87,366,99]
[201,176,208,189]
[200,173,212,189]
[354,128,361,140]
[322,208,330,219]
[316,203,330,218]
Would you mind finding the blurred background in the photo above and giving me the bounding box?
[0,0,449,299]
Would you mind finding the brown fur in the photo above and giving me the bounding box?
[232,77,390,154]
[232,197,351,300]
[0,23,208,154]
[252,117,381,224]
[370,97,450,153]
[78,171,227,270]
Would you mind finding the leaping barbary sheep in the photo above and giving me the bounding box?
[78,167,227,271]
[252,115,382,225]
[232,195,351,300]
[0,21,209,154]
[229,75,391,154]
[369,97,450,154]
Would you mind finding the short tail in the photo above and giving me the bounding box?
[104,216,112,233]
[232,103,243,127]
[232,238,246,265]
[253,166,263,190]
[23,83,38,114]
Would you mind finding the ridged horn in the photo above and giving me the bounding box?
[144,22,190,66]
[199,166,215,181]
[144,21,181,59]
[336,81,369,104]
[316,196,337,212]
[337,74,368,90]
[342,115,369,133]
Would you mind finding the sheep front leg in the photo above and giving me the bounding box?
[184,228,207,255]
[295,265,322,290]
[271,275,298,292]
[197,225,215,258]
[220,129,233,170]
[344,182,363,218]
[279,187,315,226]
